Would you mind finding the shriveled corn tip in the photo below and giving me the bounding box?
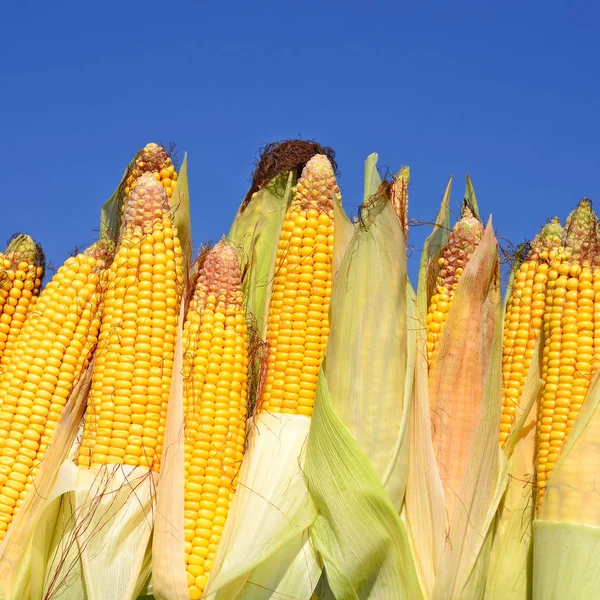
[83,240,116,271]
[3,233,45,284]
[294,154,339,208]
[563,198,600,263]
[125,142,177,200]
[190,238,241,310]
[124,172,171,229]
[529,217,563,260]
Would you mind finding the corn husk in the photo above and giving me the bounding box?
[0,369,93,600]
[533,366,600,598]
[323,180,411,510]
[464,173,480,221]
[484,246,542,600]
[406,179,508,598]
[298,158,421,598]
[228,171,294,337]
[203,411,320,599]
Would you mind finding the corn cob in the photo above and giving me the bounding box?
[259,155,337,417]
[78,173,183,471]
[181,240,248,599]
[0,240,114,540]
[0,234,45,370]
[124,142,178,203]
[499,218,563,446]
[537,199,600,507]
[426,204,484,364]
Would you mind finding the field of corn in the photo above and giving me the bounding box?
[0,139,596,600]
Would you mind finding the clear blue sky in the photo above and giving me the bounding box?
[2,1,598,282]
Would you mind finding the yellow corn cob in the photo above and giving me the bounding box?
[0,234,45,370]
[426,204,484,364]
[499,218,563,446]
[181,240,248,599]
[78,173,183,471]
[259,155,337,417]
[537,199,600,508]
[0,240,114,540]
[124,142,178,203]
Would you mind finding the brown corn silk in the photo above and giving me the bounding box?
[0,234,45,371]
[426,204,484,365]
[500,218,563,446]
[78,173,184,471]
[537,199,600,508]
[0,239,113,541]
[180,240,248,599]
[259,154,337,417]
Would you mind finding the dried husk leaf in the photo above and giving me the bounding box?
[304,375,423,599]
[0,368,92,600]
[204,412,319,600]
[324,194,410,509]
[150,310,188,600]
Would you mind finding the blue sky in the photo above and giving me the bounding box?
[2,1,598,282]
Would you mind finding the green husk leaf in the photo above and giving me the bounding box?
[405,178,453,597]
[533,362,600,598]
[532,521,600,600]
[305,375,423,599]
[171,155,193,278]
[228,172,293,338]
[324,194,410,509]
[99,163,130,243]
[363,153,382,202]
[204,412,319,600]
[332,192,354,278]
[419,177,452,313]
[537,366,600,525]
[464,174,481,221]
[485,340,542,599]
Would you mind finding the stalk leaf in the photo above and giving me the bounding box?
[305,375,423,599]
